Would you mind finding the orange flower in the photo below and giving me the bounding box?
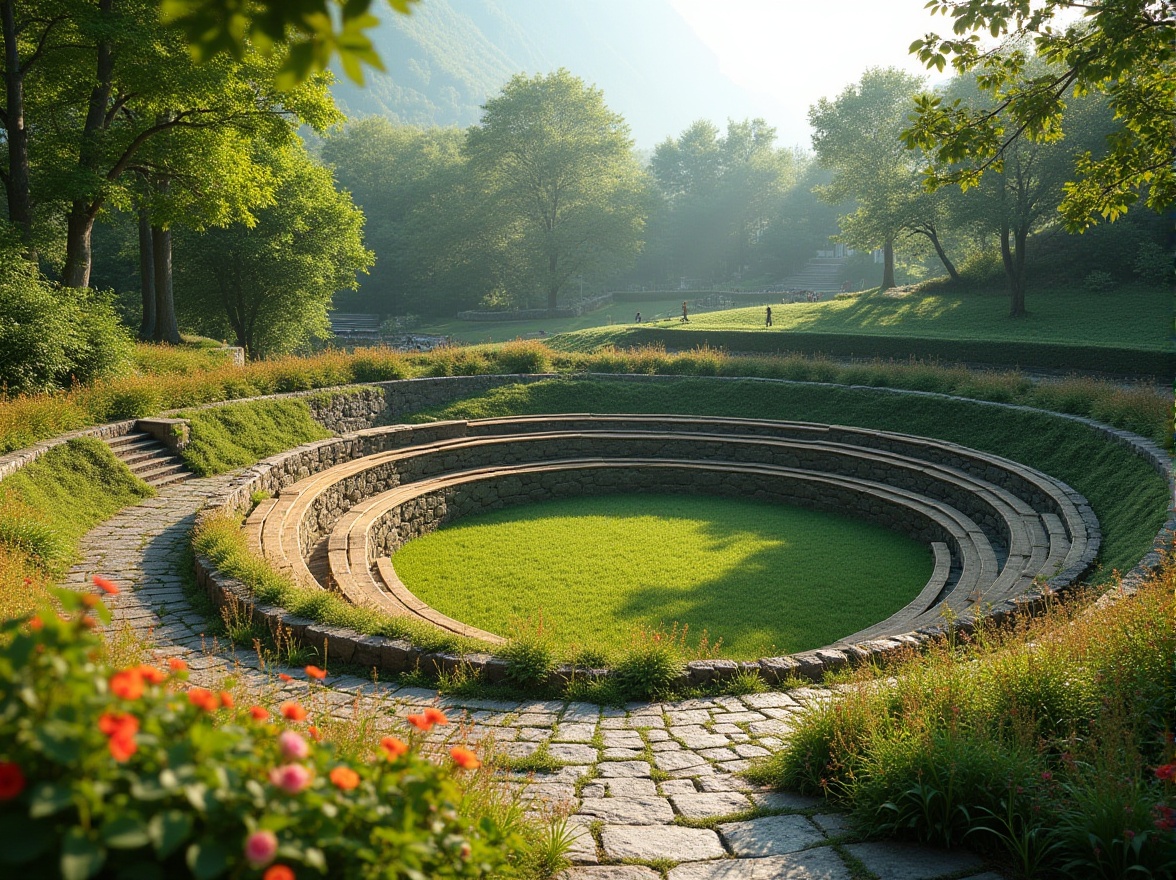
[187,688,220,712]
[307,726,322,742]
[27,616,42,632]
[450,746,481,770]
[98,712,140,763]
[136,665,166,685]
[280,702,307,722]
[81,594,100,608]
[406,713,432,731]
[379,736,408,759]
[167,657,188,672]
[108,733,138,762]
[278,673,293,682]
[249,705,269,721]
[329,766,360,790]
[424,707,449,725]
[110,669,144,701]
[218,691,234,709]
[305,665,327,680]
[93,575,120,595]
[263,865,295,880]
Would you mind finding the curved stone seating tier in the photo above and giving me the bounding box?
[240,414,1100,658]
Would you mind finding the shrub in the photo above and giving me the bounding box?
[501,616,558,689]
[0,586,524,879]
[1083,270,1115,293]
[1132,241,1172,285]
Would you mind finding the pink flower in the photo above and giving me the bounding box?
[278,730,309,760]
[244,830,279,869]
[269,763,312,795]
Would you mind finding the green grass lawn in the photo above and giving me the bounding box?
[414,298,687,344]
[391,494,933,661]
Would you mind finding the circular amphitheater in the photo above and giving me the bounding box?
[199,408,1102,685]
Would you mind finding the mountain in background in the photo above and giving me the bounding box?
[330,0,764,146]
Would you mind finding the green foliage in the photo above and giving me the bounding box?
[500,618,558,690]
[1083,270,1115,293]
[611,624,690,702]
[0,587,523,880]
[179,399,333,476]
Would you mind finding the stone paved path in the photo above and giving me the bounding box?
[64,478,1007,880]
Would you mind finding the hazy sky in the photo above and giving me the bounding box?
[669,0,950,149]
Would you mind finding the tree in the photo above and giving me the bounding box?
[810,68,957,290]
[464,69,648,310]
[175,143,372,359]
[904,0,1174,230]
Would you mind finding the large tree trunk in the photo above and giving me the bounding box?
[1,0,32,252]
[137,208,156,339]
[880,238,896,291]
[152,223,180,344]
[918,225,961,283]
[1000,222,1028,318]
[62,204,97,288]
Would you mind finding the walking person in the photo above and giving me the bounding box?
[635,311,642,323]
[681,301,689,323]
[765,305,772,327]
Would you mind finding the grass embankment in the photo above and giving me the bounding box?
[414,297,689,343]
[549,286,1175,376]
[0,438,152,618]
[180,399,334,476]
[392,494,933,660]
[745,560,1176,878]
[414,378,1168,578]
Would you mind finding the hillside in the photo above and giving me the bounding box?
[330,0,762,145]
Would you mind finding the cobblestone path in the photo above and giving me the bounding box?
[65,478,1007,880]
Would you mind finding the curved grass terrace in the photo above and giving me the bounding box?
[391,493,934,660]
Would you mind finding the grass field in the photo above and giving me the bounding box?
[391,494,933,660]
[414,378,1169,580]
[414,298,688,344]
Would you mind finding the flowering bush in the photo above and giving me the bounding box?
[0,584,521,879]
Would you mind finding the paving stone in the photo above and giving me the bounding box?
[651,740,682,752]
[710,723,743,734]
[843,842,985,880]
[597,761,651,778]
[518,727,551,742]
[670,791,752,819]
[714,711,768,724]
[562,868,659,880]
[563,819,600,866]
[562,703,602,723]
[747,720,793,736]
[741,693,800,710]
[679,732,732,749]
[698,776,753,793]
[655,750,708,772]
[555,723,598,743]
[605,777,658,797]
[497,741,540,758]
[715,758,752,774]
[602,732,644,748]
[522,784,578,807]
[659,779,697,796]
[718,815,825,856]
[577,796,674,825]
[603,747,644,760]
[548,743,599,764]
[669,762,715,778]
[600,825,725,862]
[625,714,664,728]
[668,709,712,726]
[748,791,822,811]
[580,783,606,798]
[644,728,671,742]
[733,744,770,759]
[515,713,558,727]
[699,747,739,761]
[812,813,855,837]
[667,847,851,879]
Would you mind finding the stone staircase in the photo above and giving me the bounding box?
[778,256,847,292]
[105,432,193,489]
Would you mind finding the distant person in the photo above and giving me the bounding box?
[635,311,642,323]
[681,301,689,322]
[765,305,772,327]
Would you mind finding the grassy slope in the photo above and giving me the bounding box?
[393,494,933,660]
[180,399,333,476]
[414,298,688,344]
[556,286,1172,350]
[415,378,1169,579]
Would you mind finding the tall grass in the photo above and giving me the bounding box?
[746,560,1176,878]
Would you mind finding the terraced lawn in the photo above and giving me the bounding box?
[392,493,933,660]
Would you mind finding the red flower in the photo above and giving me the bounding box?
[379,736,408,759]
[305,665,327,680]
[307,726,322,742]
[406,713,432,731]
[93,575,120,595]
[424,707,449,726]
[108,733,138,762]
[329,766,360,790]
[27,616,42,632]
[263,866,295,880]
[249,705,269,721]
[218,691,234,709]
[110,669,144,701]
[0,762,26,800]
[280,702,307,722]
[99,712,140,763]
[136,665,167,685]
[278,673,293,682]
[450,746,480,770]
[1155,764,1176,782]
[187,688,220,712]
[167,657,188,672]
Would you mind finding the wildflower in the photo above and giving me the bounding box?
[27,616,42,631]
[93,575,120,595]
[110,669,144,701]
[81,594,99,608]
[1124,829,1136,841]
[278,731,310,760]
[459,842,472,860]
[188,688,220,712]
[307,726,322,742]
[424,707,449,726]
[244,830,278,869]
[269,764,312,795]
[329,766,360,790]
[305,665,327,680]
[249,705,269,721]
[278,673,293,682]
[219,691,234,709]
[407,713,432,731]
[1155,764,1176,782]
[0,762,26,800]
[380,736,408,759]
[167,657,188,672]
[263,865,295,880]
[99,712,140,762]
[136,665,167,685]
[450,746,480,770]
[280,702,307,722]
[1041,770,1053,782]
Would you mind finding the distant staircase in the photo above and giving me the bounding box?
[105,433,193,489]
[330,313,381,341]
[778,257,847,292]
